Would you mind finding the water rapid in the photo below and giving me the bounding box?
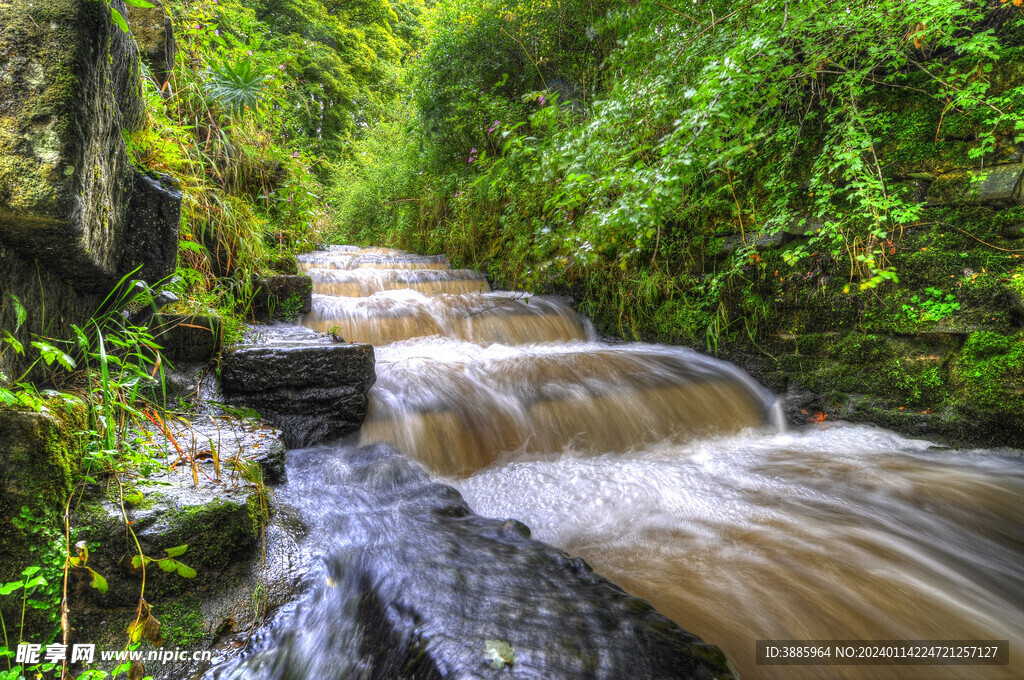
[212,246,1024,679]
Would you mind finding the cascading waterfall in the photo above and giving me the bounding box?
[212,246,1023,679]
[298,247,778,474]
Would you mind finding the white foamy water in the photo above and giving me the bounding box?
[297,246,1024,679]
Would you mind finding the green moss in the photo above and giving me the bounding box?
[156,594,207,647]
[0,396,89,633]
[246,490,269,535]
[0,396,88,508]
[164,496,259,573]
[952,331,1024,428]
[277,292,306,320]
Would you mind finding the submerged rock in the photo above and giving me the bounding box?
[220,341,376,448]
[211,442,737,680]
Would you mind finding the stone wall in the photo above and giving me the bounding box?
[0,0,180,381]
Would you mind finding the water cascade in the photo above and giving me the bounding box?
[214,246,1024,679]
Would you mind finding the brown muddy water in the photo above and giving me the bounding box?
[295,246,1024,679]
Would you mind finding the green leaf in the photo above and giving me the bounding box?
[175,563,197,579]
[157,558,178,573]
[7,294,26,332]
[89,569,108,594]
[124,0,157,7]
[110,7,129,33]
[21,566,40,577]
[0,582,21,595]
[2,331,23,355]
[178,240,207,254]
[163,544,189,558]
[30,341,76,370]
[131,554,145,569]
[127,619,143,644]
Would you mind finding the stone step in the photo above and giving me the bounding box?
[220,341,376,448]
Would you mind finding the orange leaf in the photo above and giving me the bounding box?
[810,411,828,423]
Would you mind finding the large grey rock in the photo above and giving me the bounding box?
[221,342,376,448]
[212,442,738,680]
[124,171,183,283]
[0,0,180,291]
[926,163,1024,207]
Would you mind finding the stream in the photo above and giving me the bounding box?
[213,246,1024,679]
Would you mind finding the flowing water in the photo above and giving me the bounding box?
[281,246,1024,678]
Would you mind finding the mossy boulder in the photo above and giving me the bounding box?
[950,330,1024,433]
[0,397,88,542]
[0,0,179,291]
[926,164,1024,207]
[61,417,302,677]
[74,481,261,608]
[0,397,88,636]
[249,274,314,321]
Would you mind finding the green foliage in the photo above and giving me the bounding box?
[902,287,962,322]
[125,0,425,324]
[333,0,1024,350]
[276,293,306,320]
[205,57,264,114]
[131,545,198,580]
[953,330,1024,424]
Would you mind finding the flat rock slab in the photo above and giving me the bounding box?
[211,442,737,680]
[221,341,375,448]
[150,412,289,484]
[926,163,1024,207]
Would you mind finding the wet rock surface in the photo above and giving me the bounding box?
[69,416,304,679]
[205,442,737,680]
[220,335,375,448]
